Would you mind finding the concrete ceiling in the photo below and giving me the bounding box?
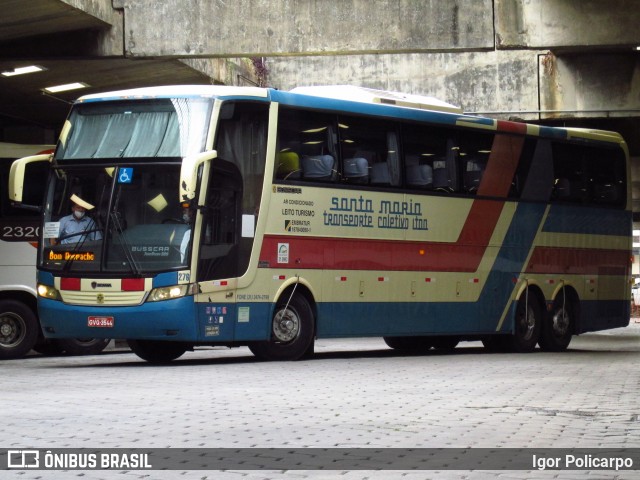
[0,0,212,134]
[0,58,211,130]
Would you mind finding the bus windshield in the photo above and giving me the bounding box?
[38,96,213,275]
[40,164,192,274]
[55,98,211,160]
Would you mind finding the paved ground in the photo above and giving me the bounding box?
[2,322,640,480]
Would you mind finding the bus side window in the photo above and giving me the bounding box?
[401,124,452,192]
[462,156,486,193]
[455,130,495,196]
[433,139,459,192]
[549,142,626,208]
[551,143,588,204]
[338,115,395,186]
[276,107,337,184]
[275,150,301,180]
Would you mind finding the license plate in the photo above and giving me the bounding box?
[88,316,114,328]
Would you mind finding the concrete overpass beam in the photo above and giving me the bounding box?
[268,50,543,119]
[538,53,640,119]
[495,0,640,49]
[118,0,494,57]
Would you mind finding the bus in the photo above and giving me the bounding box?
[8,85,631,363]
[0,142,110,359]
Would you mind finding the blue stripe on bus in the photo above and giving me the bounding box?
[542,204,631,236]
[153,271,179,288]
[536,125,569,139]
[269,90,463,127]
[37,270,55,286]
[39,296,198,341]
[478,202,548,334]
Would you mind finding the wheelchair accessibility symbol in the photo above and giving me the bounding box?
[118,167,133,184]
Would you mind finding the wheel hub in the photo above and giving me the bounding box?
[552,309,570,336]
[273,309,300,343]
[0,313,24,346]
[0,321,14,337]
[519,306,536,341]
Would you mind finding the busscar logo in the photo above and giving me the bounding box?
[8,450,39,468]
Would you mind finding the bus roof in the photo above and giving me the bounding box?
[73,85,624,146]
[76,85,269,102]
[290,85,463,114]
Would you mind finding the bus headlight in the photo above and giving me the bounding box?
[37,283,61,301]
[147,283,197,302]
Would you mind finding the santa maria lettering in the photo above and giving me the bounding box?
[323,196,428,231]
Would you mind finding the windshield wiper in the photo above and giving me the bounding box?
[61,227,103,273]
[110,211,142,276]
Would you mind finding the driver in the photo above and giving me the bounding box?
[180,203,193,263]
[58,194,102,244]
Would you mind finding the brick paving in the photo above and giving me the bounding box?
[2,323,639,480]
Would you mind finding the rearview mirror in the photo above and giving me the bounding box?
[179,150,217,203]
[9,153,52,210]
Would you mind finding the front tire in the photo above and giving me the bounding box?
[127,339,187,363]
[0,300,38,359]
[56,338,111,356]
[249,293,314,361]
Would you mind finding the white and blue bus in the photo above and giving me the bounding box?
[9,86,632,363]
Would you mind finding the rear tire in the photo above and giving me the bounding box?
[249,293,314,361]
[538,292,574,352]
[506,291,542,353]
[0,300,38,359]
[127,339,187,363]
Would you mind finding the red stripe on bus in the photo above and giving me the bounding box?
[122,278,145,291]
[260,236,629,277]
[477,134,523,198]
[263,198,507,273]
[60,277,81,290]
[525,247,630,276]
[496,120,528,135]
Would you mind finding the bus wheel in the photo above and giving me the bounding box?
[538,294,574,352]
[507,291,542,353]
[127,340,187,363]
[56,338,111,356]
[249,293,314,361]
[0,300,38,359]
[383,336,432,351]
